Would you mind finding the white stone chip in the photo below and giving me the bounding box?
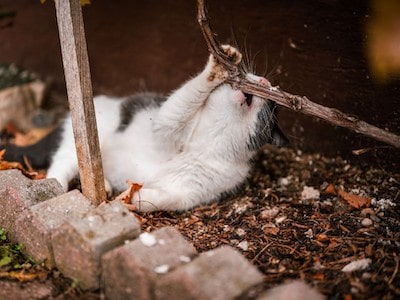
[154,264,169,274]
[238,241,249,251]
[301,186,320,200]
[139,232,157,247]
[361,218,373,227]
[342,258,371,272]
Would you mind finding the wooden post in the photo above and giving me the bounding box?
[54,0,106,205]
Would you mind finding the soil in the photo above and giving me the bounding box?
[0,145,399,299]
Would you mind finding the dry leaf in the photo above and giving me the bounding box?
[313,272,325,280]
[343,294,353,300]
[316,233,329,242]
[114,181,143,204]
[0,271,47,282]
[14,127,53,147]
[324,184,337,195]
[365,244,374,257]
[0,149,44,179]
[338,188,371,209]
[263,225,280,235]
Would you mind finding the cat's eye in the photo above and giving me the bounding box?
[244,93,253,106]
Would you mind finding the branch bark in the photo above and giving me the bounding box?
[197,0,400,149]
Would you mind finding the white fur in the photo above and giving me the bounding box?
[47,46,271,211]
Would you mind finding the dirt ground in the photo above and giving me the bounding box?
[1,144,399,299]
[139,145,400,299]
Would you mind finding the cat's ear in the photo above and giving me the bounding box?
[271,125,289,147]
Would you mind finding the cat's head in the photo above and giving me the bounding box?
[205,74,288,155]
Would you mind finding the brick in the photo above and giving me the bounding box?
[51,200,141,290]
[257,280,325,300]
[101,226,197,300]
[155,246,264,300]
[14,190,93,268]
[0,169,63,241]
[0,280,54,300]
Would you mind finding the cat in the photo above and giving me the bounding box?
[2,45,288,211]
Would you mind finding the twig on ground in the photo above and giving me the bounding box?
[196,0,400,149]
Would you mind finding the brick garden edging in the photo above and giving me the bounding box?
[0,170,324,299]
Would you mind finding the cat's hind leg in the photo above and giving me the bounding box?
[131,188,195,212]
[46,154,78,192]
[46,122,79,191]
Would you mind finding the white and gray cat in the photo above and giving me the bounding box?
[3,45,287,211]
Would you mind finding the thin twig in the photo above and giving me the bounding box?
[196,0,400,149]
[388,253,399,285]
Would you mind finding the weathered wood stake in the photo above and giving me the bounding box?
[54,0,106,205]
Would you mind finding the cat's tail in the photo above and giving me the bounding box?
[0,126,63,170]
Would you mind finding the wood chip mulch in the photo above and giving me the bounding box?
[0,145,398,299]
[136,145,400,299]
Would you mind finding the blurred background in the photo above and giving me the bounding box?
[0,0,399,169]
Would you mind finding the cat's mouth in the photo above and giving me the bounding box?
[244,93,253,107]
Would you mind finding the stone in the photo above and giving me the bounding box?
[361,218,373,227]
[0,169,63,241]
[101,226,197,300]
[258,280,325,300]
[0,280,54,300]
[155,246,264,300]
[52,200,141,290]
[15,190,93,268]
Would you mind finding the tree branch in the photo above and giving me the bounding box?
[196,0,400,149]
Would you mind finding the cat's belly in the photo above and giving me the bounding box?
[101,142,170,192]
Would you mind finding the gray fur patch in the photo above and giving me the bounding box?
[247,101,287,150]
[117,93,166,132]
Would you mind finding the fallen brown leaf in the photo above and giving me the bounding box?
[316,233,329,242]
[263,225,280,235]
[0,149,5,160]
[344,294,353,300]
[324,183,337,195]
[14,127,53,147]
[114,180,143,204]
[365,244,374,257]
[0,271,47,282]
[313,272,325,281]
[0,149,45,179]
[338,188,371,209]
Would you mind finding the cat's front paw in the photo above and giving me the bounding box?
[205,45,242,83]
[220,44,242,65]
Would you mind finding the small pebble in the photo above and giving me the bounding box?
[301,186,320,200]
[361,218,373,227]
[260,207,280,219]
[235,228,246,237]
[360,208,375,217]
[304,228,313,238]
[275,216,287,224]
[238,241,249,251]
